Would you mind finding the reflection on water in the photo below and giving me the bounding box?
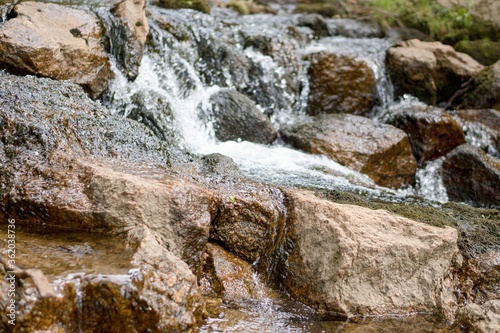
[0,228,135,280]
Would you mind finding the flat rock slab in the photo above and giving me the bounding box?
[0,1,111,98]
[282,190,459,320]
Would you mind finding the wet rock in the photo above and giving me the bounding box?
[0,238,205,332]
[457,300,500,333]
[210,182,286,267]
[0,2,112,99]
[111,0,149,80]
[327,18,384,38]
[441,144,500,208]
[458,60,500,111]
[199,153,242,178]
[453,109,500,158]
[225,0,277,15]
[156,0,210,13]
[293,3,343,18]
[282,190,459,320]
[281,114,417,189]
[198,89,277,144]
[296,14,329,37]
[199,243,260,301]
[382,104,466,163]
[306,52,378,116]
[387,39,484,105]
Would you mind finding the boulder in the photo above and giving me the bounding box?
[210,182,286,268]
[458,60,500,111]
[296,14,329,37]
[453,109,500,158]
[111,0,149,80]
[454,39,500,66]
[382,104,466,163]
[457,301,500,333]
[386,39,484,105]
[441,144,500,208]
[198,89,277,144]
[0,2,111,99]
[281,190,459,320]
[281,114,417,188]
[306,52,377,116]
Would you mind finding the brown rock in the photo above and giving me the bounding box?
[281,114,417,188]
[112,0,149,80]
[454,109,500,158]
[387,39,484,105]
[306,52,378,116]
[282,190,459,320]
[459,60,500,111]
[442,144,500,208]
[382,104,466,163]
[200,243,262,301]
[0,2,112,99]
[457,300,500,333]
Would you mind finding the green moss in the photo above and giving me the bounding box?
[227,0,250,15]
[157,0,211,14]
[454,39,500,66]
[315,189,500,259]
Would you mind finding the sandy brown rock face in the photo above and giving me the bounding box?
[306,52,377,115]
[441,144,500,208]
[387,39,484,105]
[0,2,111,98]
[382,104,466,163]
[457,300,500,333]
[112,0,149,80]
[281,190,460,321]
[281,114,417,188]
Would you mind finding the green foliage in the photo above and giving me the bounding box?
[370,0,477,43]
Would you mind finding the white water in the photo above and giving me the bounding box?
[108,8,449,203]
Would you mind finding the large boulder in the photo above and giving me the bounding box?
[306,52,378,116]
[382,104,466,163]
[111,0,149,80]
[198,89,277,144]
[281,114,417,189]
[453,109,500,158]
[386,39,484,105]
[441,144,500,208]
[281,190,459,320]
[0,2,111,99]
[458,60,500,111]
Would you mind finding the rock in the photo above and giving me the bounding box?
[296,14,329,37]
[0,238,205,332]
[198,89,277,144]
[457,300,500,333]
[454,39,500,66]
[0,72,219,278]
[382,104,466,163]
[157,0,210,13]
[111,0,149,80]
[0,2,111,99]
[210,182,286,268]
[441,144,500,208]
[199,153,242,179]
[458,60,500,111]
[306,52,378,116]
[386,39,484,105]
[282,190,459,320]
[293,3,344,18]
[453,109,500,158]
[199,243,261,301]
[281,114,417,188]
[327,18,384,38]
[226,0,277,15]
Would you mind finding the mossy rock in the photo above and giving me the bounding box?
[293,3,343,18]
[459,61,500,111]
[157,0,210,14]
[315,188,500,259]
[454,39,500,66]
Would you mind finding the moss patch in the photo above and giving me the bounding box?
[157,0,211,14]
[454,39,500,66]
